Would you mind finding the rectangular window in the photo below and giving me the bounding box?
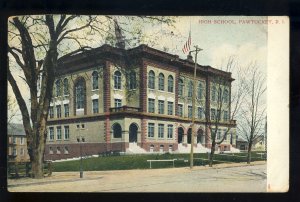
[177,104,183,117]
[13,137,16,144]
[49,106,54,118]
[217,110,221,120]
[64,104,69,117]
[148,98,155,113]
[167,125,173,139]
[92,99,99,113]
[20,137,24,145]
[148,123,154,138]
[64,126,70,140]
[13,148,17,156]
[158,124,164,138]
[115,99,122,108]
[188,106,193,118]
[56,126,62,140]
[49,127,54,140]
[211,109,216,120]
[56,105,61,118]
[158,100,165,114]
[217,130,221,139]
[20,148,24,156]
[224,111,229,121]
[167,102,173,115]
[198,107,204,119]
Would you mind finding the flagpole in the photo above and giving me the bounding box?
[189,46,203,169]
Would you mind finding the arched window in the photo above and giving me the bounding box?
[113,123,122,138]
[148,70,155,89]
[198,82,204,99]
[188,81,193,97]
[114,71,121,89]
[92,71,98,90]
[55,79,62,97]
[129,71,136,89]
[168,75,174,92]
[63,78,69,96]
[158,73,165,91]
[75,78,85,109]
[178,79,184,96]
[224,89,229,103]
[212,86,216,101]
[218,88,222,101]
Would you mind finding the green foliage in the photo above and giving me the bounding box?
[52,151,265,172]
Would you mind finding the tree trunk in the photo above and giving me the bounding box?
[31,117,48,178]
[209,140,216,167]
[247,141,253,164]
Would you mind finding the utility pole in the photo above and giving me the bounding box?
[189,46,203,169]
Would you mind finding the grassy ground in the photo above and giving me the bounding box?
[52,151,266,172]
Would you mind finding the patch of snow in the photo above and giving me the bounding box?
[126,142,147,154]
[176,143,210,153]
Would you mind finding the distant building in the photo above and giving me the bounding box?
[236,136,265,151]
[45,44,237,160]
[7,123,30,162]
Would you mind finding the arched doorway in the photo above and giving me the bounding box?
[178,127,184,143]
[129,123,138,143]
[187,128,192,144]
[112,123,122,138]
[197,129,205,144]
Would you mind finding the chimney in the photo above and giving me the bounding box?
[186,53,193,62]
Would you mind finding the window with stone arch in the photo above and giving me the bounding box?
[55,79,62,97]
[112,123,122,138]
[188,81,193,97]
[74,78,86,110]
[114,70,122,89]
[129,71,136,89]
[158,73,165,91]
[198,82,204,99]
[148,70,155,89]
[92,71,99,90]
[63,78,69,95]
[168,75,174,92]
[178,78,184,96]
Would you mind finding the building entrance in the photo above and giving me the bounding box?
[129,123,138,143]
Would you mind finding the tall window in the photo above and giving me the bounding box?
[148,70,155,89]
[158,124,164,138]
[212,86,216,101]
[13,137,16,144]
[224,111,229,121]
[92,99,99,113]
[20,137,24,145]
[188,106,193,118]
[115,99,122,108]
[211,109,216,120]
[198,82,204,99]
[64,104,69,117]
[129,71,136,89]
[167,125,173,139]
[224,89,229,103]
[63,78,69,95]
[49,127,54,140]
[188,81,193,97]
[167,101,173,115]
[218,88,222,102]
[56,105,61,118]
[114,71,122,89]
[75,79,85,109]
[217,129,221,139]
[168,75,174,92]
[113,123,122,138]
[217,110,221,120]
[57,126,62,140]
[55,79,62,97]
[64,126,69,140]
[198,107,204,119]
[177,104,183,117]
[178,79,184,96]
[158,100,165,114]
[49,106,54,118]
[148,123,154,138]
[92,71,99,90]
[20,148,24,156]
[158,73,165,91]
[148,98,155,113]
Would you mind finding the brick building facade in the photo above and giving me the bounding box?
[45,44,237,160]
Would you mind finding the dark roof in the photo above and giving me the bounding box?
[7,123,26,136]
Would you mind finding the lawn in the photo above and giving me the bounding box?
[52,151,266,172]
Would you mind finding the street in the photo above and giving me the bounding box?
[8,162,266,192]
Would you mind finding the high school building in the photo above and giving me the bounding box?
[45,44,237,160]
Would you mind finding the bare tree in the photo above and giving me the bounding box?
[8,15,176,178]
[199,57,246,167]
[237,63,266,164]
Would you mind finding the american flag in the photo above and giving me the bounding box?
[182,30,191,54]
